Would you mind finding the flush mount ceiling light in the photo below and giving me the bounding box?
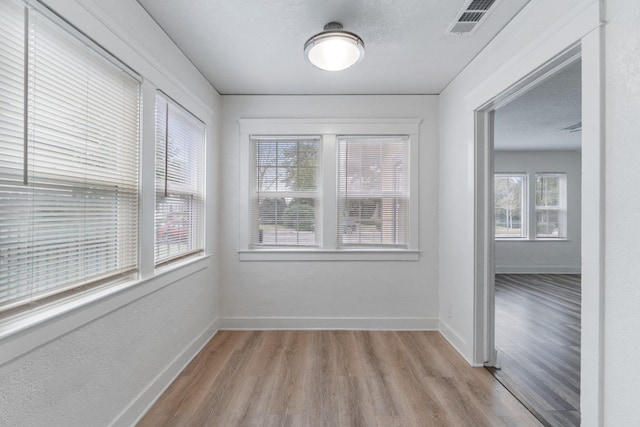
[304,22,365,71]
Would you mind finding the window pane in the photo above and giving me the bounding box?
[535,173,567,238]
[257,198,316,246]
[155,94,206,265]
[536,209,562,237]
[338,136,409,248]
[155,194,203,262]
[495,175,526,238]
[536,175,560,207]
[252,138,319,247]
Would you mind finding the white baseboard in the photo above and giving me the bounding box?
[495,265,581,274]
[220,317,438,331]
[110,318,220,427]
[438,319,482,367]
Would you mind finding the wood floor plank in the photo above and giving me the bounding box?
[266,331,307,417]
[139,331,542,427]
[136,330,247,426]
[490,274,581,427]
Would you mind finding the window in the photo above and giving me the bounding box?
[494,172,569,241]
[239,118,420,260]
[154,94,206,266]
[494,174,527,238]
[251,137,320,247]
[338,136,409,247]
[0,1,140,312]
[535,173,567,238]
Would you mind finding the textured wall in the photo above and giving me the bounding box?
[0,268,216,426]
[219,95,439,327]
[0,0,221,425]
[438,0,598,362]
[603,0,640,423]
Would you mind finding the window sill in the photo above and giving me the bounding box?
[495,238,570,242]
[495,237,529,241]
[0,254,212,366]
[238,249,420,261]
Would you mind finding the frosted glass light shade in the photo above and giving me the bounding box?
[304,26,364,71]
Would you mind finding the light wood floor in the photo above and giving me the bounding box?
[139,330,541,427]
[490,274,581,427]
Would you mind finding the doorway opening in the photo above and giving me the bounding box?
[474,46,582,426]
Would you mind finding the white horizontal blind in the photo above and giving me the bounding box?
[0,1,140,312]
[155,94,205,266]
[337,136,409,247]
[0,0,24,186]
[251,137,319,246]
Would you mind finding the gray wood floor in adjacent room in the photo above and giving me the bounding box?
[489,274,581,427]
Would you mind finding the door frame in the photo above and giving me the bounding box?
[473,45,582,366]
[473,29,605,424]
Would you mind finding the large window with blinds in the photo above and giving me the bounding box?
[155,94,206,266]
[251,137,320,247]
[239,119,420,259]
[0,0,140,312]
[338,136,409,247]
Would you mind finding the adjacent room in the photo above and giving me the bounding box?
[1,0,638,426]
[491,60,582,426]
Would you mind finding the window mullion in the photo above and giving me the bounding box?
[164,103,169,197]
[528,173,535,239]
[139,80,157,278]
[321,134,337,250]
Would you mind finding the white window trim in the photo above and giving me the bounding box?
[238,118,421,261]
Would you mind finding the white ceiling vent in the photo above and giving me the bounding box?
[447,0,498,34]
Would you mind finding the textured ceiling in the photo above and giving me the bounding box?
[137,0,530,95]
[494,60,582,151]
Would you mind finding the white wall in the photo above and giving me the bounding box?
[0,265,216,427]
[0,0,221,426]
[494,150,581,273]
[439,0,598,362]
[219,95,439,330]
[6,0,639,425]
[603,0,640,424]
[438,0,605,423]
